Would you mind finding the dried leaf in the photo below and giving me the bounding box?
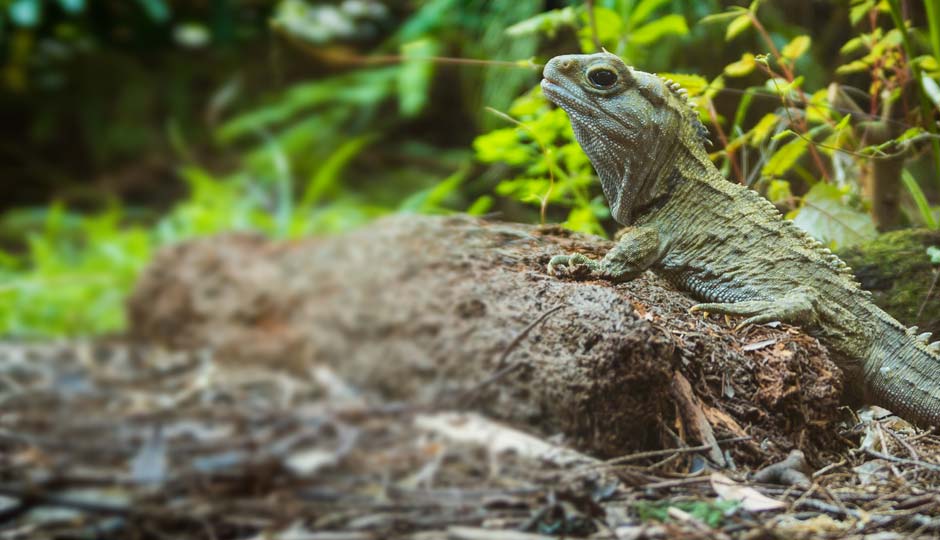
[710,472,786,512]
[285,448,340,476]
[742,338,777,351]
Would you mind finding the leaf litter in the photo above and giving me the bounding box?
[2,340,940,539]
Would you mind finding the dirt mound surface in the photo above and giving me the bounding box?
[129,214,843,462]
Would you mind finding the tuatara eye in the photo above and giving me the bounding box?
[588,68,618,88]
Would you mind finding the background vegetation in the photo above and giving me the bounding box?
[1,0,938,336]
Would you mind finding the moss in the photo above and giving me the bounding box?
[839,229,940,334]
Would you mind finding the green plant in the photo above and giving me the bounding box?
[676,0,938,245]
[474,88,609,235]
[0,204,151,335]
[475,0,705,235]
[633,499,739,528]
[480,0,940,249]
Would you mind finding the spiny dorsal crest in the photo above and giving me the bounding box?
[657,75,711,147]
[778,219,865,289]
[906,325,940,356]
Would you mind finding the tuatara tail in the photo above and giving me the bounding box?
[864,321,940,426]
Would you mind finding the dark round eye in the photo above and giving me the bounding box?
[588,68,618,88]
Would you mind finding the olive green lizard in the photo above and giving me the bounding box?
[542,52,940,427]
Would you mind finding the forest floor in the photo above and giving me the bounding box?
[1,340,939,539]
[2,215,940,539]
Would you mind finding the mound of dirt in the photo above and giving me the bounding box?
[128,214,845,464]
[4,215,939,539]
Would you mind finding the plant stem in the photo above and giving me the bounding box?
[887,0,940,190]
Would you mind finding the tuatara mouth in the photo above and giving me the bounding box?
[540,78,595,117]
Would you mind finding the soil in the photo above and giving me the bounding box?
[2,214,938,539]
[128,214,846,463]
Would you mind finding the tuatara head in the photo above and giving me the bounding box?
[541,52,707,225]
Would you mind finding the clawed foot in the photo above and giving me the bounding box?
[547,253,600,278]
[689,289,816,331]
[690,301,782,330]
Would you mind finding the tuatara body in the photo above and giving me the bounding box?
[542,52,940,426]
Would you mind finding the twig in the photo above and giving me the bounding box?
[456,305,565,405]
[906,426,937,441]
[916,267,940,322]
[669,371,725,466]
[585,0,602,52]
[885,425,921,461]
[642,475,711,489]
[793,497,867,520]
[583,436,751,470]
[0,483,192,522]
[811,458,846,478]
[863,449,940,472]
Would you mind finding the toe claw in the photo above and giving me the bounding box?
[689,303,716,314]
[736,314,780,330]
[547,255,570,275]
[547,252,599,277]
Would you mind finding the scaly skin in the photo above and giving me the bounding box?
[542,52,940,426]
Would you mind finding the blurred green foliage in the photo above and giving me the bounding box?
[633,498,739,528]
[2,0,940,336]
[477,0,940,248]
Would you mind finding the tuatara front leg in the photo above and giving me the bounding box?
[548,226,662,283]
[689,287,819,330]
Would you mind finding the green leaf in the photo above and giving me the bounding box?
[699,7,747,25]
[927,246,940,264]
[921,74,940,109]
[398,38,438,117]
[840,35,866,55]
[725,14,751,41]
[836,59,870,75]
[915,55,940,73]
[505,7,577,38]
[792,183,877,248]
[392,0,457,42]
[781,35,811,60]
[902,169,938,229]
[467,196,494,215]
[765,75,804,97]
[655,72,709,96]
[767,180,792,203]
[749,114,780,145]
[398,166,467,213]
[565,205,604,236]
[897,126,926,143]
[724,53,756,77]
[634,500,739,529]
[762,137,808,177]
[850,0,875,25]
[629,0,671,26]
[474,127,534,165]
[805,89,833,124]
[833,114,852,132]
[629,14,688,45]
[579,6,623,51]
[302,135,377,207]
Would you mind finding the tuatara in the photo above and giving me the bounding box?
[542,52,940,427]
